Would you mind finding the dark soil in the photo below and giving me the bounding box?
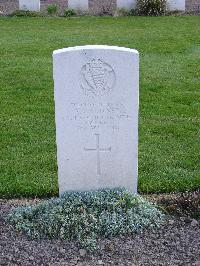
[145,189,200,218]
[0,195,199,266]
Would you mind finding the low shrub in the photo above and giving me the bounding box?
[166,10,185,16]
[10,10,41,17]
[47,4,57,15]
[115,8,130,17]
[7,188,165,251]
[75,9,89,16]
[129,9,137,16]
[98,3,113,16]
[136,0,167,16]
[63,8,76,17]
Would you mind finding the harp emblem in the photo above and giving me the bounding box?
[81,58,115,96]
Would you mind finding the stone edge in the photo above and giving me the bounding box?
[53,45,139,56]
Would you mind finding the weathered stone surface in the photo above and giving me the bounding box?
[185,0,200,12]
[53,45,139,195]
[88,0,116,15]
[0,0,19,14]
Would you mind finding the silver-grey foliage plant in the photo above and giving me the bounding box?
[7,188,165,251]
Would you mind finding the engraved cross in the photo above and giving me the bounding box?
[84,134,111,175]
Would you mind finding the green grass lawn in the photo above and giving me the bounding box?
[0,16,200,198]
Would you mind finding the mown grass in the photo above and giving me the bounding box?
[0,16,199,197]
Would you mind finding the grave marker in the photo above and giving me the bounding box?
[53,45,139,195]
[68,0,88,11]
[19,0,40,11]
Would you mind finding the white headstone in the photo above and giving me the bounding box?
[167,0,185,11]
[53,45,139,195]
[68,0,88,11]
[19,0,40,11]
[117,0,136,9]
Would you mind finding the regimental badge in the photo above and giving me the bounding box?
[80,58,116,97]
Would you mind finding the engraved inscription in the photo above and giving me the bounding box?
[68,102,131,131]
[84,134,111,175]
[81,58,116,97]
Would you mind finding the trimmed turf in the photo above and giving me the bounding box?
[0,16,200,197]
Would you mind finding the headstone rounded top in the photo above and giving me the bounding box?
[53,45,139,56]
